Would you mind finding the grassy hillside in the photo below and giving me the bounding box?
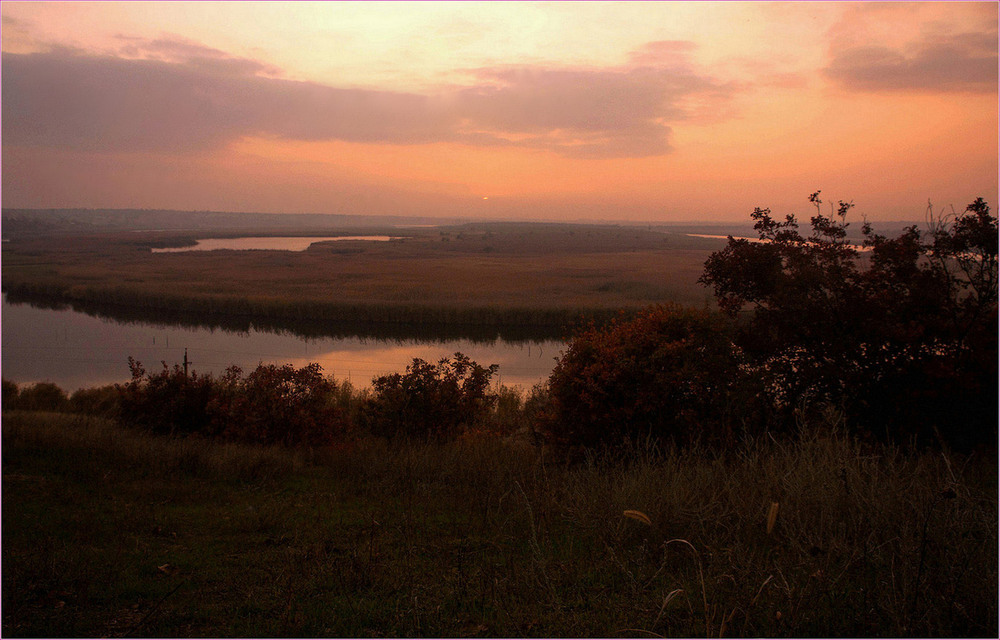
[4,411,995,637]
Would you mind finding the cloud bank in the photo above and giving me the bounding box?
[2,39,730,159]
[824,31,998,93]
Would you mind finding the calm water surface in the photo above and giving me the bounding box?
[151,236,402,252]
[1,297,562,392]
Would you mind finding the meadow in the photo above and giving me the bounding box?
[3,410,996,638]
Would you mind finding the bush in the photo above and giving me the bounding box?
[209,363,349,447]
[9,381,70,412]
[545,305,748,451]
[116,359,349,447]
[117,358,218,436]
[362,353,499,441]
[2,379,19,411]
[68,385,121,418]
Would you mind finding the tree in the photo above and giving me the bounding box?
[699,193,998,447]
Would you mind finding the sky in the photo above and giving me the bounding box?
[2,1,997,223]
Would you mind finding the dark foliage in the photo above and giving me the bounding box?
[117,358,217,437]
[209,363,349,446]
[116,359,349,447]
[362,353,499,441]
[545,305,749,450]
[2,379,19,411]
[68,385,120,418]
[3,379,118,416]
[2,381,69,412]
[699,193,998,448]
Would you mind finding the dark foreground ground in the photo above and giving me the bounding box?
[3,411,996,637]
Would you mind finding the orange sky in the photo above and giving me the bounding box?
[2,1,997,222]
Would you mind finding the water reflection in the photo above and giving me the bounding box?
[151,236,403,252]
[1,296,564,392]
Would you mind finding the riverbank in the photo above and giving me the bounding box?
[3,410,996,637]
[2,282,614,342]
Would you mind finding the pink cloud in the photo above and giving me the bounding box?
[2,37,732,158]
[824,31,998,94]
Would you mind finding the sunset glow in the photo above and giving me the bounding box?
[3,1,996,222]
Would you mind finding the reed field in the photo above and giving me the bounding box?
[1,222,722,335]
[3,409,995,637]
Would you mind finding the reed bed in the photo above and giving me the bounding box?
[1,223,718,339]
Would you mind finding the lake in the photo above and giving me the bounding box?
[151,236,403,252]
[1,296,563,393]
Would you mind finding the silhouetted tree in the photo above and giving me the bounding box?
[2,379,19,411]
[700,193,998,447]
[2,380,70,412]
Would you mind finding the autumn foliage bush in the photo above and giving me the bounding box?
[116,359,349,447]
[361,353,499,441]
[209,363,349,446]
[114,353,498,446]
[2,380,69,412]
[545,305,748,450]
[118,359,217,437]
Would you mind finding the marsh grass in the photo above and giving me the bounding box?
[3,411,996,637]
[1,224,718,338]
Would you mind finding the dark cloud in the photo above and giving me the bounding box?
[1,51,455,152]
[2,39,730,158]
[824,32,998,93]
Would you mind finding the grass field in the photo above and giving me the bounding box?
[1,222,724,335]
[4,411,996,637]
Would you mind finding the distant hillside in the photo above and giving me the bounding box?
[1,207,925,241]
[0,208,469,239]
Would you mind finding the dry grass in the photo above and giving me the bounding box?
[3,410,995,637]
[1,224,721,333]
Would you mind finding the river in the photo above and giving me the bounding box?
[1,296,563,393]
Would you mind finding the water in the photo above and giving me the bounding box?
[687,234,872,252]
[150,236,402,253]
[1,296,563,393]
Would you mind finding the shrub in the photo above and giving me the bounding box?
[209,363,349,447]
[117,358,218,436]
[116,359,349,447]
[69,385,121,418]
[2,379,19,411]
[362,353,499,441]
[545,305,748,451]
[10,381,70,412]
